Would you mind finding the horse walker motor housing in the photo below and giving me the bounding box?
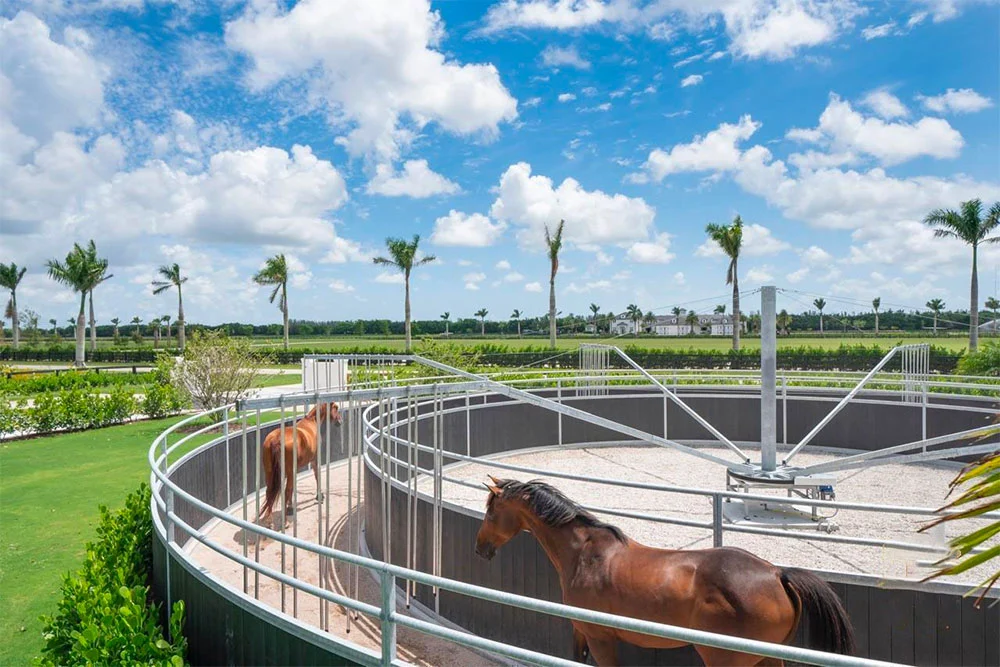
[723,467,839,533]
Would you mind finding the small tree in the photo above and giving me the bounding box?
[110,317,120,342]
[686,311,699,334]
[475,308,489,336]
[0,263,27,349]
[440,312,450,335]
[714,304,726,314]
[545,220,565,349]
[589,303,601,335]
[813,298,826,335]
[130,316,143,345]
[778,310,792,335]
[510,309,522,338]
[986,297,1000,335]
[626,304,642,337]
[171,330,266,416]
[927,298,945,335]
[872,297,881,335]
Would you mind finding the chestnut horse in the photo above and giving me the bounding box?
[257,403,342,523]
[475,477,854,666]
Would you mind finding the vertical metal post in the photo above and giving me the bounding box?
[781,374,788,447]
[712,494,723,547]
[279,401,287,613]
[224,406,231,506]
[662,393,668,438]
[254,408,261,599]
[380,570,397,667]
[405,388,413,607]
[557,378,563,446]
[760,286,778,472]
[465,392,471,457]
[345,394,353,634]
[293,403,301,618]
[317,399,325,629]
[241,410,248,595]
[922,381,928,444]
[165,486,175,630]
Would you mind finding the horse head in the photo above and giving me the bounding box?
[306,402,343,426]
[475,475,526,560]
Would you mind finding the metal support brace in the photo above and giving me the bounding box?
[380,570,397,667]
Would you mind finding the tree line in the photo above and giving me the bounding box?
[1,199,997,365]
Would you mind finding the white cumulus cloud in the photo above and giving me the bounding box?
[680,74,704,87]
[631,115,760,183]
[430,210,506,247]
[366,159,460,198]
[626,233,674,264]
[540,44,590,69]
[225,0,518,161]
[917,88,993,114]
[490,161,656,248]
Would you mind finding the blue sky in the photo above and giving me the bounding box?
[2,0,998,326]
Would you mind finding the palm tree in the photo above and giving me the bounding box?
[671,306,683,317]
[475,308,489,336]
[373,235,436,353]
[47,242,106,367]
[49,318,58,335]
[152,263,188,352]
[924,199,1000,352]
[778,309,792,335]
[813,298,826,335]
[625,304,642,337]
[81,242,112,353]
[705,215,744,351]
[131,316,142,342]
[714,304,726,314]
[985,296,1000,336]
[0,263,27,349]
[440,312,450,336]
[589,303,600,335]
[926,298,945,335]
[872,297,881,336]
[643,310,656,334]
[510,309,523,338]
[544,220,565,349]
[253,254,290,351]
[685,311,699,334]
[161,314,171,342]
[152,316,161,348]
[110,317,120,342]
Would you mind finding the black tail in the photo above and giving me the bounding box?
[257,438,282,521]
[780,568,856,656]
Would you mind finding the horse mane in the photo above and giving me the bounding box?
[491,479,627,543]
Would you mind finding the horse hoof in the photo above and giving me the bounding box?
[286,506,295,517]
[316,493,325,503]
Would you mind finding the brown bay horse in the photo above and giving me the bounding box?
[257,402,342,523]
[475,476,854,666]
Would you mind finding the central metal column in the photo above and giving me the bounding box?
[760,286,777,471]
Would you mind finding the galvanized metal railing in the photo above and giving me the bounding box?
[150,363,998,667]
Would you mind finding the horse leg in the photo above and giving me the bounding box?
[584,637,617,666]
[313,460,324,503]
[284,448,295,516]
[572,627,590,663]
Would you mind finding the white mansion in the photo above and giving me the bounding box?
[609,312,736,337]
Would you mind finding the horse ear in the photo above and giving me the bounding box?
[487,474,502,486]
[484,480,501,495]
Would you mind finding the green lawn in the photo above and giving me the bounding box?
[0,417,219,666]
[253,372,301,388]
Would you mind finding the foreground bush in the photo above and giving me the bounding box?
[37,484,186,666]
[956,342,1000,377]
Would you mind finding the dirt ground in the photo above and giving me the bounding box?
[187,462,501,666]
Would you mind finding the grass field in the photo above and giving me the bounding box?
[0,417,220,665]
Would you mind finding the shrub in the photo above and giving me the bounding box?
[956,342,1000,377]
[37,484,186,666]
[0,369,156,395]
[171,331,268,415]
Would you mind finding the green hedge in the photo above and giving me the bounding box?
[0,346,167,363]
[3,342,966,372]
[956,342,1000,377]
[36,484,186,666]
[0,369,157,395]
[0,386,185,436]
